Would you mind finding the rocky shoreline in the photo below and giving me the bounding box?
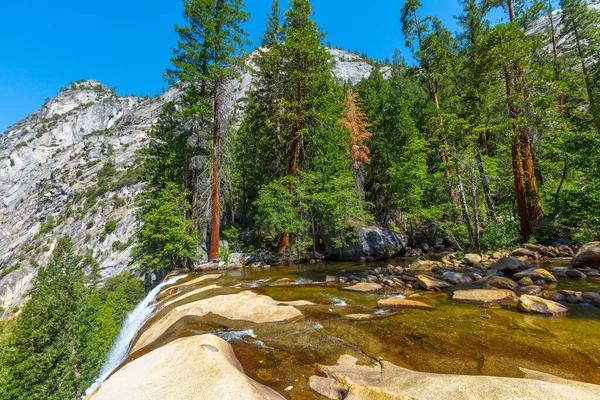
[323,241,600,315]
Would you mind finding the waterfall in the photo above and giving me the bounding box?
[84,274,187,396]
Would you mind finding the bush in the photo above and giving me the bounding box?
[479,220,520,252]
[105,220,118,234]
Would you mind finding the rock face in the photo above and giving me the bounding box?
[87,335,284,400]
[326,226,407,261]
[572,242,600,268]
[310,354,600,400]
[518,295,569,315]
[0,48,385,312]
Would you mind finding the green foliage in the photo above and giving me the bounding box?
[39,216,58,235]
[132,183,198,275]
[104,220,118,234]
[0,264,20,281]
[0,238,144,400]
[479,220,521,252]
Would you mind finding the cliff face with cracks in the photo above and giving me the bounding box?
[0,49,385,313]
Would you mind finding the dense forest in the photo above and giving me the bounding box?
[1,0,600,398]
[135,0,600,277]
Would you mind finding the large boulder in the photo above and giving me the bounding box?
[518,295,568,315]
[325,227,407,261]
[441,272,473,285]
[452,289,516,303]
[88,335,284,400]
[572,242,600,268]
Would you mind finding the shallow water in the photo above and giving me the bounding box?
[129,258,600,398]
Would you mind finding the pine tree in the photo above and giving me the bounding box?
[167,0,249,260]
[559,0,600,133]
[339,86,372,199]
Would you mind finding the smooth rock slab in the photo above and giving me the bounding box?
[310,354,600,400]
[416,275,452,291]
[377,297,435,309]
[132,291,311,353]
[452,289,516,303]
[88,335,283,400]
[518,295,568,315]
[341,282,383,292]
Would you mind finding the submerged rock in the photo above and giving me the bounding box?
[325,227,407,261]
[377,297,435,309]
[518,295,568,315]
[572,242,600,268]
[87,335,283,400]
[310,354,600,400]
[341,282,383,292]
[452,289,516,304]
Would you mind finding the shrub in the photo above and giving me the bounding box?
[105,220,118,234]
[479,220,520,252]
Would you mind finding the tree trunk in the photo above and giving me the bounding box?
[277,77,303,254]
[582,59,600,133]
[480,130,488,155]
[209,82,222,261]
[548,0,566,117]
[475,151,496,220]
[191,169,199,232]
[505,65,533,239]
[469,165,480,250]
[455,160,475,249]
[68,320,81,397]
[520,127,543,222]
[554,159,568,211]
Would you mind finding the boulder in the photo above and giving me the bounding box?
[511,248,535,257]
[408,259,438,273]
[583,292,600,306]
[416,275,452,291]
[572,242,600,268]
[490,256,526,272]
[441,272,473,285]
[452,289,516,303]
[325,227,407,261]
[518,277,534,286]
[88,335,283,400]
[518,295,568,315]
[513,268,557,283]
[463,254,482,266]
[377,297,435,309]
[558,245,574,257]
[565,269,587,279]
[341,282,383,292]
[478,275,519,292]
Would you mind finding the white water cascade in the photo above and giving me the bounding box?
[84,274,187,396]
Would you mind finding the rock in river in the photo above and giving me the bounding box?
[572,242,600,268]
[490,256,527,272]
[452,289,516,303]
[518,295,568,315]
[464,253,482,266]
[478,276,519,292]
[342,282,383,292]
[87,335,283,400]
[513,268,557,283]
[416,275,452,291]
[441,272,473,285]
[377,297,435,309]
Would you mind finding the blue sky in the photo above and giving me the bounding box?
[0,0,545,133]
